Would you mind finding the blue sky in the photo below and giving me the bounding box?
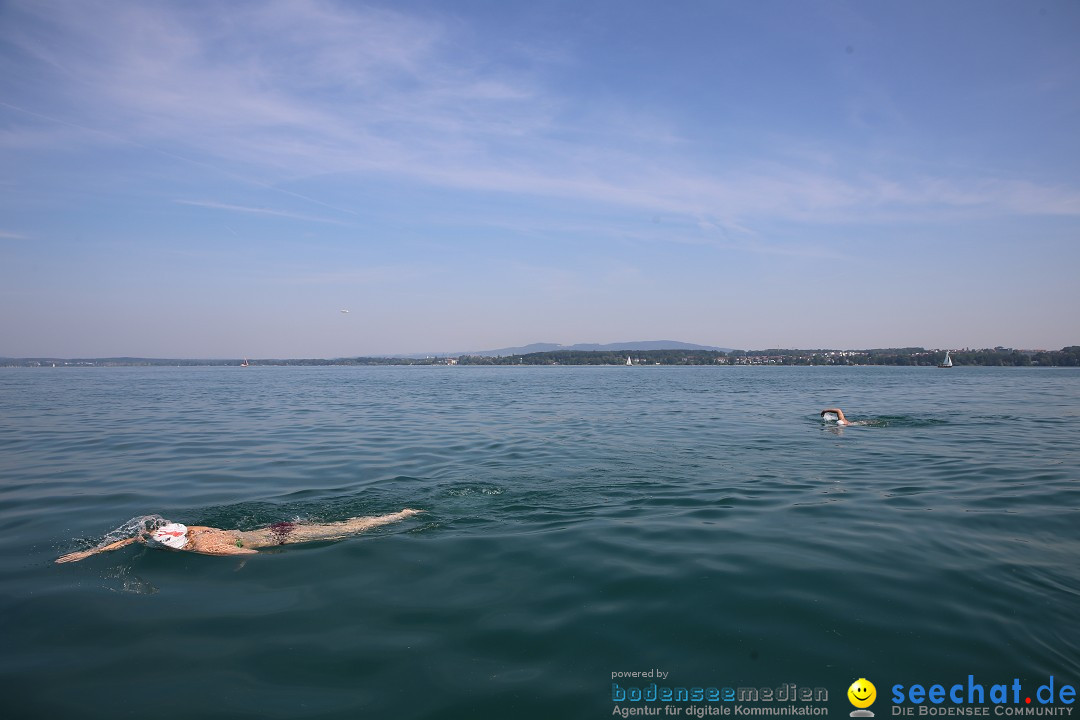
[2,0,1078,357]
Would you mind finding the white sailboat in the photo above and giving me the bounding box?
[241,358,250,367]
[625,356,633,366]
[938,351,953,368]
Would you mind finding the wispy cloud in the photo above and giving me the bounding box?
[0,230,28,240]
[3,0,1079,239]
[174,200,346,225]
[277,265,441,286]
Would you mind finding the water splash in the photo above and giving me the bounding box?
[445,483,504,497]
[104,565,159,595]
[866,415,949,428]
[816,414,948,428]
[99,514,168,545]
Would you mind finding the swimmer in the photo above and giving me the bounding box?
[821,408,853,426]
[56,509,423,563]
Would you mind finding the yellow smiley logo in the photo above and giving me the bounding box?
[848,678,877,709]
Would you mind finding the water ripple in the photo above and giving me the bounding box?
[1,366,1078,718]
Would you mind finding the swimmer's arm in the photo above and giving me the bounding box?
[821,408,849,424]
[56,536,140,564]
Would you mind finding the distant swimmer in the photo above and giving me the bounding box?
[821,408,853,426]
[820,408,878,427]
[56,509,422,563]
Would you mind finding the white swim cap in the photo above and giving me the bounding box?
[150,523,188,549]
[822,412,838,422]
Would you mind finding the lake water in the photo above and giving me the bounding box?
[1,366,1078,719]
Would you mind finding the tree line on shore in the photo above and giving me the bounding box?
[455,347,1080,366]
[6,347,1078,367]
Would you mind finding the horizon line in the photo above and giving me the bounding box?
[2,345,1071,362]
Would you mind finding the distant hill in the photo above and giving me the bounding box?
[427,340,732,358]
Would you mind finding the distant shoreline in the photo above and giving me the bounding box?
[4,347,1078,368]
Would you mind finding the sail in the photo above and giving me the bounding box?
[941,351,952,368]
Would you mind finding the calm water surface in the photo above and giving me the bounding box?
[1,366,1078,719]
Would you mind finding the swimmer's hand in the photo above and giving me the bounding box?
[56,549,96,564]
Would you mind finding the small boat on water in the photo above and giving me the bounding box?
[241,358,250,367]
[938,351,953,368]
[625,356,633,366]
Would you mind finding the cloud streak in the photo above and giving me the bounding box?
[174,200,347,225]
[4,0,1079,239]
